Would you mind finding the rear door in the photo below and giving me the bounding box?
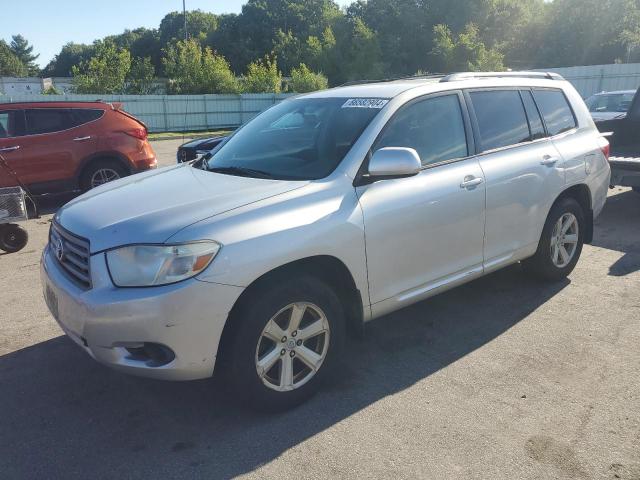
[0,109,26,187]
[15,108,100,192]
[465,88,566,271]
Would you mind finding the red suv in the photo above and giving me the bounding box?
[0,101,156,193]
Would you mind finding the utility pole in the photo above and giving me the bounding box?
[183,0,188,41]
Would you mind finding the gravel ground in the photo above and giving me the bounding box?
[0,140,638,479]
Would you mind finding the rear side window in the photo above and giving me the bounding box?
[532,89,577,136]
[0,110,24,138]
[374,94,468,166]
[25,109,72,135]
[69,108,104,127]
[469,90,530,152]
[520,90,546,140]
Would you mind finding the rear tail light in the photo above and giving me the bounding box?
[597,136,610,160]
[124,128,148,141]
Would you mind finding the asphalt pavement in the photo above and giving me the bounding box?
[0,139,638,479]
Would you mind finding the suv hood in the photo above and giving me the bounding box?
[56,165,308,253]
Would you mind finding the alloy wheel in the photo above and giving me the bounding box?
[550,212,579,268]
[255,302,330,392]
[90,168,121,188]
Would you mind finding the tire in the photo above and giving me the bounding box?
[80,160,127,192]
[523,197,585,282]
[0,224,29,253]
[222,275,346,412]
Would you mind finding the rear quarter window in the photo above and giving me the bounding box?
[532,89,577,136]
[69,108,104,127]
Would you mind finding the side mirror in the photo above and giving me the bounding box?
[368,147,422,178]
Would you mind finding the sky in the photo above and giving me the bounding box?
[2,0,353,70]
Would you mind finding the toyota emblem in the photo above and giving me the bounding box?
[54,237,65,262]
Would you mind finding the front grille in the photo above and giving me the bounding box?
[49,221,92,289]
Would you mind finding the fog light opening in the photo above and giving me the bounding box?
[125,343,175,367]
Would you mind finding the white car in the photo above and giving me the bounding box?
[41,72,611,410]
[585,90,636,122]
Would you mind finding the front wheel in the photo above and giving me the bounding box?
[0,224,29,253]
[222,276,345,411]
[523,197,585,281]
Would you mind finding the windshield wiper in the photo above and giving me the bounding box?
[208,165,276,179]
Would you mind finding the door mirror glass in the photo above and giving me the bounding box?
[368,147,421,178]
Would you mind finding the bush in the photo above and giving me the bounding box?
[126,57,157,94]
[290,64,328,93]
[163,39,240,94]
[242,56,282,93]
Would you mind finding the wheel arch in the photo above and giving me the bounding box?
[76,151,134,181]
[219,255,365,359]
[553,183,593,244]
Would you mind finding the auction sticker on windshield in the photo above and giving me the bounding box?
[342,98,389,109]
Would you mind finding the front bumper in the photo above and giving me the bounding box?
[40,244,244,381]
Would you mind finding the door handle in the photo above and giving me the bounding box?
[540,155,559,166]
[0,146,20,152]
[460,176,484,189]
[73,136,91,142]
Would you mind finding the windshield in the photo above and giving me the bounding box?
[585,93,635,113]
[204,98,384,180]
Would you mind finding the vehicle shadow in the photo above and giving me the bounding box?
[592,189,640,276]
[0,266,567,479]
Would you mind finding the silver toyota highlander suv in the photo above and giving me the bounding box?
[41,72,611,410]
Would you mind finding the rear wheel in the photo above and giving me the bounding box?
[80,160,127,191]
[0,224,28,253]
[222,276,345,411]
[523,197,585,281]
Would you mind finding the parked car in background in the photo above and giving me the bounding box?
[0,101,157,194]
[593,87,640,192]
[41,72,610,411]
[585,90,636,122]
[177,135,227,163]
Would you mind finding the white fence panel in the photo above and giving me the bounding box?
[535,63,640,97]
[0,93,294,132]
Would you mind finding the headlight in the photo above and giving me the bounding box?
[106,241,221,287]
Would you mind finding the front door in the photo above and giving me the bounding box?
[356,92,486,314]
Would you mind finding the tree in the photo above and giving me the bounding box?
[159,10,218,46]
[126,57,156,94]
[0,40,27,76]
[242,56,282,93]
[163,39,239,94]
[71,42,131,94]
[290,63,328,92]
[9,35,39,76]
[42,42,94,77]
[431,23,504,72]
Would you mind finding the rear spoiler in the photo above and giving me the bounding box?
[110,103,148,131]
[600,131,614,138]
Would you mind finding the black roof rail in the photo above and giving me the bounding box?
[440,71,564,82]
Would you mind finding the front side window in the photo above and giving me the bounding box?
[25,109,72,135]
[469,90,531,152]
[374,94,468,166]
[207,98,382,180]
[0,110,23,138]
[533,89,577,136]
